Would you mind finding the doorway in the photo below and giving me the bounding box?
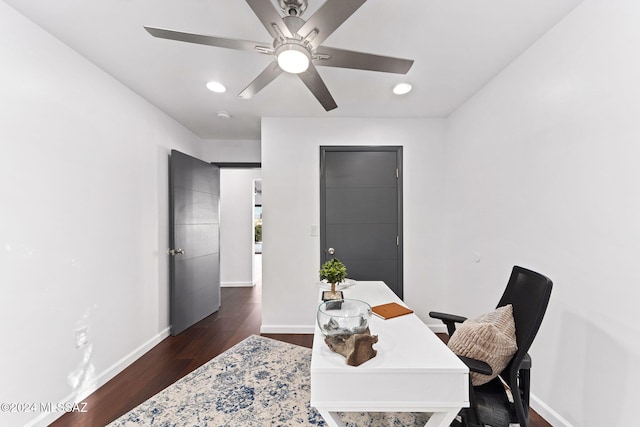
[216,164,262,288]
[320,146,403,298]
[253,179,262,284]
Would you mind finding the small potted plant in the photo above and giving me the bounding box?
[319,258,347,301]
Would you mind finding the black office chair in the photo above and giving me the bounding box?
[430,266,553,427]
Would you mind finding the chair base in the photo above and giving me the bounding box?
[475,379,512,427]
[454,378,521,427]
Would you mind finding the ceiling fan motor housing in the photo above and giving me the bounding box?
[278,0,308,17]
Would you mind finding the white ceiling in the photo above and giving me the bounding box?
[5,0,583,140]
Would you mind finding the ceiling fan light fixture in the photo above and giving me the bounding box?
[276,43,310,74]
[145,0,414,113]
[393,83,412,95]
[206,81,227,93]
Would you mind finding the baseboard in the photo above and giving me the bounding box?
[531,393,574,427]
[260,324,315,334]
[221,281,255,288]
[26,327,171,427]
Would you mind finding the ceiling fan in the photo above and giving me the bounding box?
[144,0,414,111]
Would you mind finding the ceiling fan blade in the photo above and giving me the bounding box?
[238,62,284,99]
[245,0,294,39]
[297,0,366,49]
[298,63,337,111]
[144,26,271,54]
[314,46,414,74]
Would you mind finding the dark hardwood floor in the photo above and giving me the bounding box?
[50,272,550,427]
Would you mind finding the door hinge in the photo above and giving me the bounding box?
[396,236,399,246]
[396,168,399,178]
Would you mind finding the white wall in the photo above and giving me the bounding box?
[445,1,640,425]
[202,139,261,163]
[0,3,203,426]
[261,118,447,333]
[219,169,262,287]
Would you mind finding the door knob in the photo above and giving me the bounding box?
[327,247,335,255]
[168,248,185,256]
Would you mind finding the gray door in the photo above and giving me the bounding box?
[169,150,221,335]
[320,147,403,298]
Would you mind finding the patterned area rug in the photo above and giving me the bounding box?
[108,335,431,426]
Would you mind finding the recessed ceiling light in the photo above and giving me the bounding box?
[393,83,412,95]
[217,111,231,119]
[206,81,226,93]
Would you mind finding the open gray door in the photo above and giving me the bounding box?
[169,150,220,335]
[320,147,403,298]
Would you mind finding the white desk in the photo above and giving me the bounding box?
[310,281,469,427]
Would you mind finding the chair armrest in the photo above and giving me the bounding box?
[429,311,468,336]
[457,355,493,376]
[429,311,468,323]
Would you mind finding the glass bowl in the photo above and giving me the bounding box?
[317,299,372,336]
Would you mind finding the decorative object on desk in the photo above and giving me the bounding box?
[371,302,414,319]
[321,290,343,302]
[318,299,377,366]
[325,329,379,367]
[319,258,347,300]
[317,299,371,336]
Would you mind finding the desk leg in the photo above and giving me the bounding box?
[317,409,346,427]
[424,409,459,427]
